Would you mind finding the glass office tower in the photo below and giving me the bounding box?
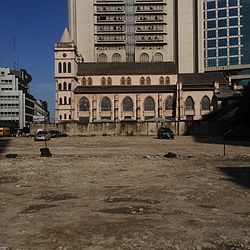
[204,0,250,70]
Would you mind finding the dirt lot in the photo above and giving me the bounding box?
[0,135,250,250]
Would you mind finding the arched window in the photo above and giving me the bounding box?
[58,83,62,90]
[101,97,112,111]
[159,77,164,85]
[146,77,151,85]
[59,98,62,105]
[123,97,133,111]
[140,77,145,85]
[63,82,67,90]
[81,77,86,86]
[121,77,126,85]
[112,53,121,62]
[64,96,67,105]
[165,96,173,110]
[79,97,89,111]
[185,96,195,110]
[127,77,131,85]
[87,77,93,86]
[153,53,163,62]
[68,62,71,73]
[64,114,67,119]
[69,97,71,105]
[58,62,62,73]
[101,77,106,85]
[107,77,112,85]
[165,76,170,85]
[59,115,62,120]
[63,62,67,73]
[98,53,108,62]
[201,96,210,110]
[140,53,149,63]
[68,83,71,90]
[144,96,155,111]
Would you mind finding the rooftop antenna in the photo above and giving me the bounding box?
[13,36,17,70]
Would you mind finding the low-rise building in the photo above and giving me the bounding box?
[0,68,49,130]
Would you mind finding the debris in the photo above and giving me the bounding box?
[40,147,52,157]
[6,154,18,159]
[143,155,151,159]
[164,152,177,158]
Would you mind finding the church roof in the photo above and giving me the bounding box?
[77,62,177,76]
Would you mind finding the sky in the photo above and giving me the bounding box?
[0,0,67,120]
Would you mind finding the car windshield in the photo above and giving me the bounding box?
[37,131,47,135]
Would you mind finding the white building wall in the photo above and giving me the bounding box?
[178,0,196,73]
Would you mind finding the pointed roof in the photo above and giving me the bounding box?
[60,27,71,43]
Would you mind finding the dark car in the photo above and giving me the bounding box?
[157,127,175,139]
[49,130,67,138]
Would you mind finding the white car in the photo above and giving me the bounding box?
[34,131,51,141]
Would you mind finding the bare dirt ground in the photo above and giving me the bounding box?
[0,135,250,250]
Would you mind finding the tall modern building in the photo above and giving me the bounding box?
[66,0,203,73]
[203,0,250,82]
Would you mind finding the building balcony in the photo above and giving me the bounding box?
[135,40,167,45]
[95,40,126,45]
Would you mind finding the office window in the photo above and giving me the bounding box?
[207,2,216,9]
[229,18,238,26]
[207,59,216,67]
[207,11,216,19]
[218,10,227,17]
[229,8,238,16]
[218,58,228,66]
[229,0,238,7]
[218,39,227,47]
[207,40,216,48]
[229,37,239,46]
[218,19,227,27]
[218,48,227,56]
[229,47,238,55]
[207,30,216,38]
[229,28,238,36]
[208,49,216,57]
[218,29,227,37]
[207,20,216,29]
[230,57,239,65]
[218,0,227,8]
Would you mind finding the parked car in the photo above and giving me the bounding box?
[157,127,175,139]
[49,130,67,138]
[34,131,51,141]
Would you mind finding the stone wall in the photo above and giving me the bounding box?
[30,120,222,136]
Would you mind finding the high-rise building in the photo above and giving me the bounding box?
[66,0,203,73]
[203,0,250,73]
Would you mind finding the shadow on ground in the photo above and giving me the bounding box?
[218,166,250,189]
[0,138,11,154]
[193,136,250,147]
